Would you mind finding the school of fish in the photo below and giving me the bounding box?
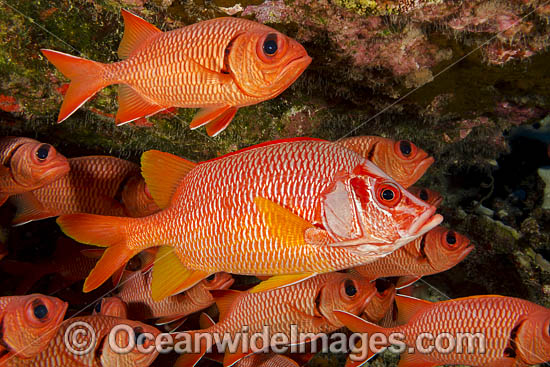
[0,7,547,367]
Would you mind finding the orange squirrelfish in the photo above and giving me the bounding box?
[0,294,68,361]
[362,280,396,323]
[4,315,160,367]
[41,10,311,136]
[117,271,234,325]
[93,297,128,318]
[408,186,443,207]
[175,272,376,367]
[0,137,69,206]
[337,136,434,188]
[10,155,159,225]
[353,226,473,289]
[57,138,443,299]
[336,294,550,367]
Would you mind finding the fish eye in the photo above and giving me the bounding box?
[376,182,402,207]
[33,302,48,320]
[344,279,357,297]
[36,144,51,161]
[395,140,417,159]
[95,301,102,313]
[419,189,428,201]
[206,274,216,281]
[262,33,278,56]
[446,231,457,246]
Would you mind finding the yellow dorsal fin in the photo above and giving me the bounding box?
[151,246,209,301]
[210,289,242,321]
[118,10,162,59]
[395,295,431,325]
[254,197,313,246]
[140,150,196,209]
[248,273,316,294]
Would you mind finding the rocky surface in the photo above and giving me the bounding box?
[1,0,550,366]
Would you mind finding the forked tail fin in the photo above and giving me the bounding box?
[56,214,137,292]
[40,49,109,122]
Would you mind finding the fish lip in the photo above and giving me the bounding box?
[458,242,474,260]
[432,196,444,207]
[277,54,312,84]
[411,156,435,183]
[219,277,235,290]
[408,207,443,237]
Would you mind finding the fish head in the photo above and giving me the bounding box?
[121,176,160,217]
[515,309,550,364]
[93,297,128,318]
[408,186,443,207]
[228,25,311,99]
[2,294,68,358]
[362,279,396,323]
[317,272,376,327]
[321,162,443,254]
[369,138,434,188]
[100,320,160,367]
[423,227,473,272]
[10,142,69,190]
[202,272,235,291]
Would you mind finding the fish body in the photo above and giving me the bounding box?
[57,139,443,297]
[93,297,128,318]
[362,281,396,323]
[0,137,69,206]
[408,186,443,207]
[41,10,311,136]
[175,272,376,366]
[3,316,160,367]
[235,353,300,367]
[336,295,550,367]
[337,136,434,188]
[117,271,233,323]
[10,156,159,225]
[0,294,67,360]
[353,226,472,288]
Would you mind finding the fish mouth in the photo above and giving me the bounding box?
[458,242,475,261]
[432,196,444,207]
[218,277,235,290]
[274,54,312,91]
[408,206,443,238]
[411,156,435,183]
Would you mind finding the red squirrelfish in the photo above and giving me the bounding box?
[0,137,69,206]
[0,294,68,361]
[337,136,434,188]
[3,315,160,367]
[93,297,128,318]
[116,271,234,325]
[57,138,443,299]
[336,294,550,367]
[41,10,311,136]
[175,272,376,367]
[362,281,396,323]
[353,226,472,289]
[10,156,159,225]
[408,186,443,207]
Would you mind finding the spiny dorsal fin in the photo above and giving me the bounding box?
[395,295,431,325]
[118,10,162,59]
[140,150,196,209]
[210,289,241,321]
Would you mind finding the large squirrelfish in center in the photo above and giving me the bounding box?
[40,10,311,136]
[58,138,443,299]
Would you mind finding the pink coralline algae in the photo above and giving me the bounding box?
[0,95,21,113]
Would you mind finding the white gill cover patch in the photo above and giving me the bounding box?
[321,179,359,241]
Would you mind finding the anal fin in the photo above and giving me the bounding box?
[116,85,164,125]
[205,107,237,137]
[189,105,232,130]
[151,246,210,301]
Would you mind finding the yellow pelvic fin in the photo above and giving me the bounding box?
[140,150,196,209]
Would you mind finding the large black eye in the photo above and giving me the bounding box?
[381,189,395,201]
[263,34,278,55]
[206,274,215,281]
[95,301,102,313]
[134,327,145,345]
[33,303,48,320]
[419,189,428,201]
[344,279,357,297]
[36,144,50,161]
[399,141,412,156]
[446,231,457,245]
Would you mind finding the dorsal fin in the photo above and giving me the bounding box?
[395,295,431,325]
[118,10,162,59]
[211,289,241,321]
[140,150,196,209]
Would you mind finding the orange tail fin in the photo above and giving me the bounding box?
[57,214,137,292]
[41,49,109,122]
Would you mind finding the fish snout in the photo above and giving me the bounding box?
[408,206,443,238]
